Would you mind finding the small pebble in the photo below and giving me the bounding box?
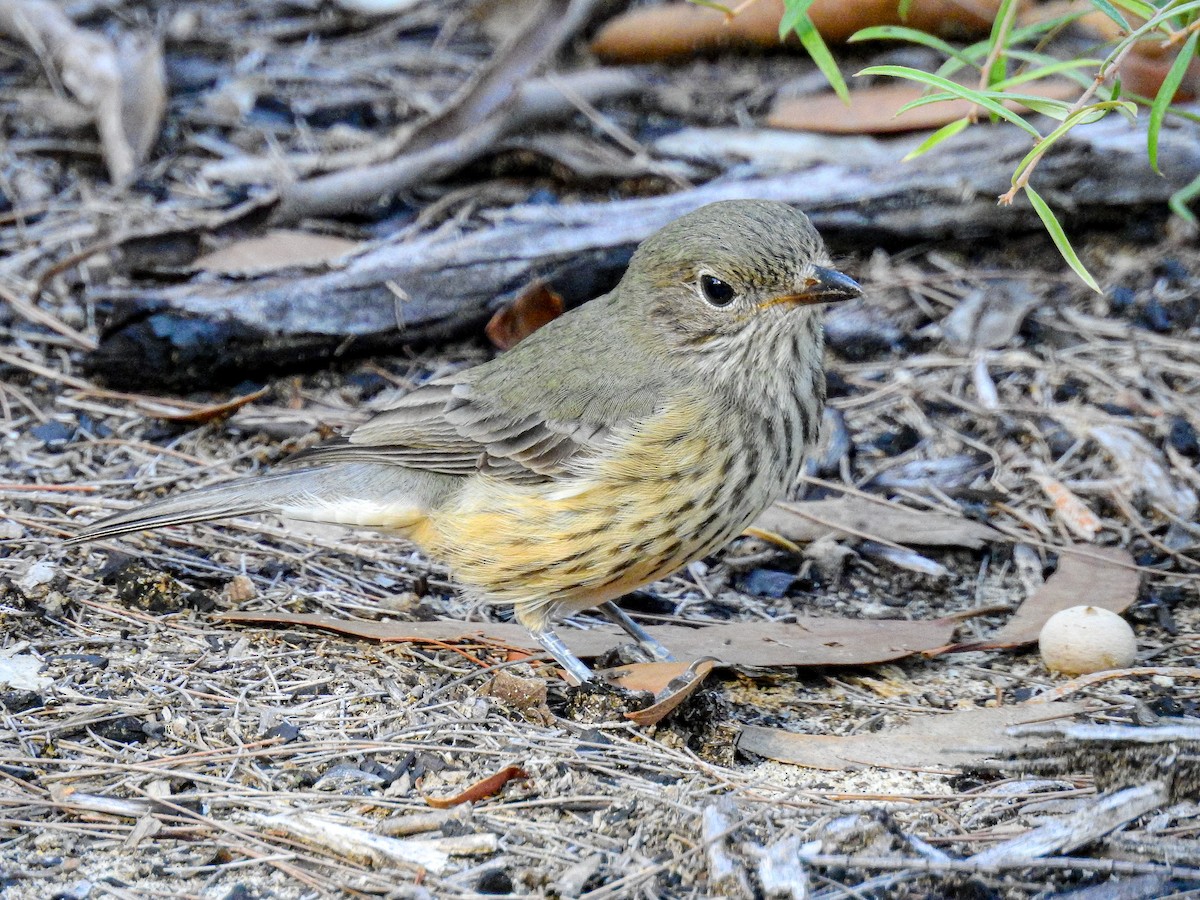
[30,420,75,450]
[1168,417,1199,456]
[739,568,796,598]
[1137,297,1172,333]
[1107,285,1136,312]
[17,560,55,594]
[221,574,256,603]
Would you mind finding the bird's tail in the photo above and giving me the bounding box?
[67,463,432,545]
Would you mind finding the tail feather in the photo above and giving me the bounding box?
[68,464,437,545]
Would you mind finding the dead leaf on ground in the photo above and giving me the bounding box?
[591,0,999,63]
[486,281,564,350]
[935,546,1140,654]
[149,387,272,425]
[601,658,717,726]
[754,497,1002,549]
[768,82,1078,135]
[218,611,959,668]
[738,701,1089,770]
[193,231,361,275]
[422,765,530,809]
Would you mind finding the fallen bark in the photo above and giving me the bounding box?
[86,116,1200,389]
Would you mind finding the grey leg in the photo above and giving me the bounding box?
[600,601,676,662]
[532,627,593,685]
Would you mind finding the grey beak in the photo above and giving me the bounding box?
[805,266,863,303]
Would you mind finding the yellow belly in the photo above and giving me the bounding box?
[413,401,758,629]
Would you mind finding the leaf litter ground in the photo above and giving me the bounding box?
[1,1,1200,895]
[4,235,1200,898]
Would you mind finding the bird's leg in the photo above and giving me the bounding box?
[600,600,676,662]
[531,627,594,685]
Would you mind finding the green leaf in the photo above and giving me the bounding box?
[1025,186,1100,293]
[1006,98,1075,120]
[848,25,972,67]
[1169,171,1200,225]
[778,1,848,103]
[1005,12,1094,46]
[985,0,1021,87]
[902,117,971,160]
[1089,0,1131,32]
[857,65,1042,136]
[778,0,813,40]
[795,15,850,103]
[1149,29,1199,174]
[1106,0,1157,20]
[991,56,1102,90]
[1010,101,1138,186]
[898,0,914,19]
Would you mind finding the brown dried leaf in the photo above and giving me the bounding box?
[193,231,360,275]
[486,282,564,350]
[423,765,529,809]
[942,546,1140,653]
[738,701,1089,770]
[591,0,999,63]
[768,82,1078,135]
[612,658,716,726]
[147,386,271,425]
[755,497,1002,549]
[218,611,958,668]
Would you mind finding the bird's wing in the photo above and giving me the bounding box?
[285,376,625,485]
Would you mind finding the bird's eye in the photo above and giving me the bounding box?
[699,274,736,307]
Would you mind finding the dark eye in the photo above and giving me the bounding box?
[700,274,736,306]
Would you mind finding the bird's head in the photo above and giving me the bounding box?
[621,199,861,359]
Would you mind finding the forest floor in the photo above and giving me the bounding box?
[2,1,1200,897]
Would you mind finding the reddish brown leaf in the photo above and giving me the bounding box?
[423,766,529,809]
[937,546,1140,654]
[609,658,716,727]
[768,82,1077,135]
[486,282,564,350]
[739,702,1089,770]
[591,0,1000,64]
[149,386,271,424]
[218,611,958,668]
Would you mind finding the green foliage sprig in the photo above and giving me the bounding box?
[767,0,1200,290]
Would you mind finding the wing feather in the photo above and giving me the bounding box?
[284,375,622,483]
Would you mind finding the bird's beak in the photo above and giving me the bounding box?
[770,266,863,307]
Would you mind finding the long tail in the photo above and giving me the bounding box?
[68,464,433,545]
